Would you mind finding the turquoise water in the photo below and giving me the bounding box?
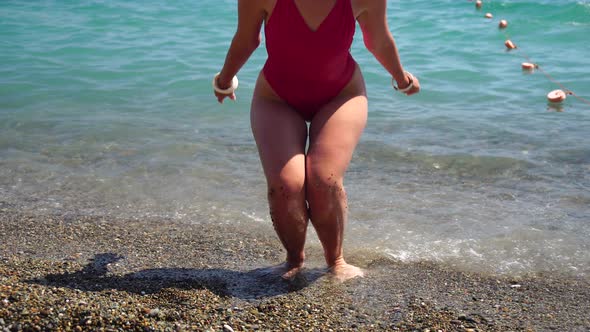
[1,0,589,278]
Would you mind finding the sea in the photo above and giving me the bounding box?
[1,0,589,279]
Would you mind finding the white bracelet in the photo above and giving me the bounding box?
[212,72,239,94]
[392,71,415,93]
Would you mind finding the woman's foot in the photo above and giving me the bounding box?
[281,262,305,280]
[263,262,305,280]
[329,259,365,282]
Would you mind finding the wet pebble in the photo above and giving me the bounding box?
[1,212,589,331]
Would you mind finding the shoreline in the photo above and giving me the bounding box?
[1,211,589,331]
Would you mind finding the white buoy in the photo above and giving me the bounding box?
[521,62,537,71]
[505,40,517,49]
[547,90,567,103]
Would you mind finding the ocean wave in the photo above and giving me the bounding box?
[355,141,536,181]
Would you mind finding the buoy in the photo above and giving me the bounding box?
[499,19,508,29]
[547,90,567,103]
[521,62,537,70]
[476,0,482,9]
[505,40,517,49]
[485,13,493,19]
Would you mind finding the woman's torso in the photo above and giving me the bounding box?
[255,0,367,112]
[259,0,365,39]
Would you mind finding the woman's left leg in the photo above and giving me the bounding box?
[306,91,368,282]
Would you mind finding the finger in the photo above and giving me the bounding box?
[408,83,420,95]
[229,93,236,101]
[405,87,418,96]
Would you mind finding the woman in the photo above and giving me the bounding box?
[213,0,420,282]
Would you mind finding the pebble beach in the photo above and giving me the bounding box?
[1,2,590,329]
[1,210,589,331]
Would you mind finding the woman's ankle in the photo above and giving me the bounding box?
[286,253,305,268]
[326,255,346,268]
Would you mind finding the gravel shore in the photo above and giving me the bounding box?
[1,211,589,331]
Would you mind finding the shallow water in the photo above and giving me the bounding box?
[1,0,589,278]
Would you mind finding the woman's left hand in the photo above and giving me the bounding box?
[404,75,420,96]
[396,72,420,96]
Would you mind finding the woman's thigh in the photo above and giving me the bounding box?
[306,93,368,183]
[250,96,308,189]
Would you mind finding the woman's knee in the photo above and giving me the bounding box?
[305,165,347,209]
[267,174,306,215]
[267,171,305,198]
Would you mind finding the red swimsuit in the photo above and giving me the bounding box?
[263,0,357,121]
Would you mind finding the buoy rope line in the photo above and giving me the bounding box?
[502,30,590,106]
[472,1,590,107]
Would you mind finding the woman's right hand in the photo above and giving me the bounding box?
[215,91,236,104]
[214,75,237,103]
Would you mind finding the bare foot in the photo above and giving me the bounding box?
[281,263,304,280]
[262,262,305,281]
[329,261,365,283]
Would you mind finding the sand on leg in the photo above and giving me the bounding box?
[250,96,309,280]
[306,93,368,282]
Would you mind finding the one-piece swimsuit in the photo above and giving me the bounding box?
[263,0,357,121]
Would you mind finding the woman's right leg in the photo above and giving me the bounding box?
[250,94,309,279]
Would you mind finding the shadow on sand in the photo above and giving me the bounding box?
[28,253,326,300]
